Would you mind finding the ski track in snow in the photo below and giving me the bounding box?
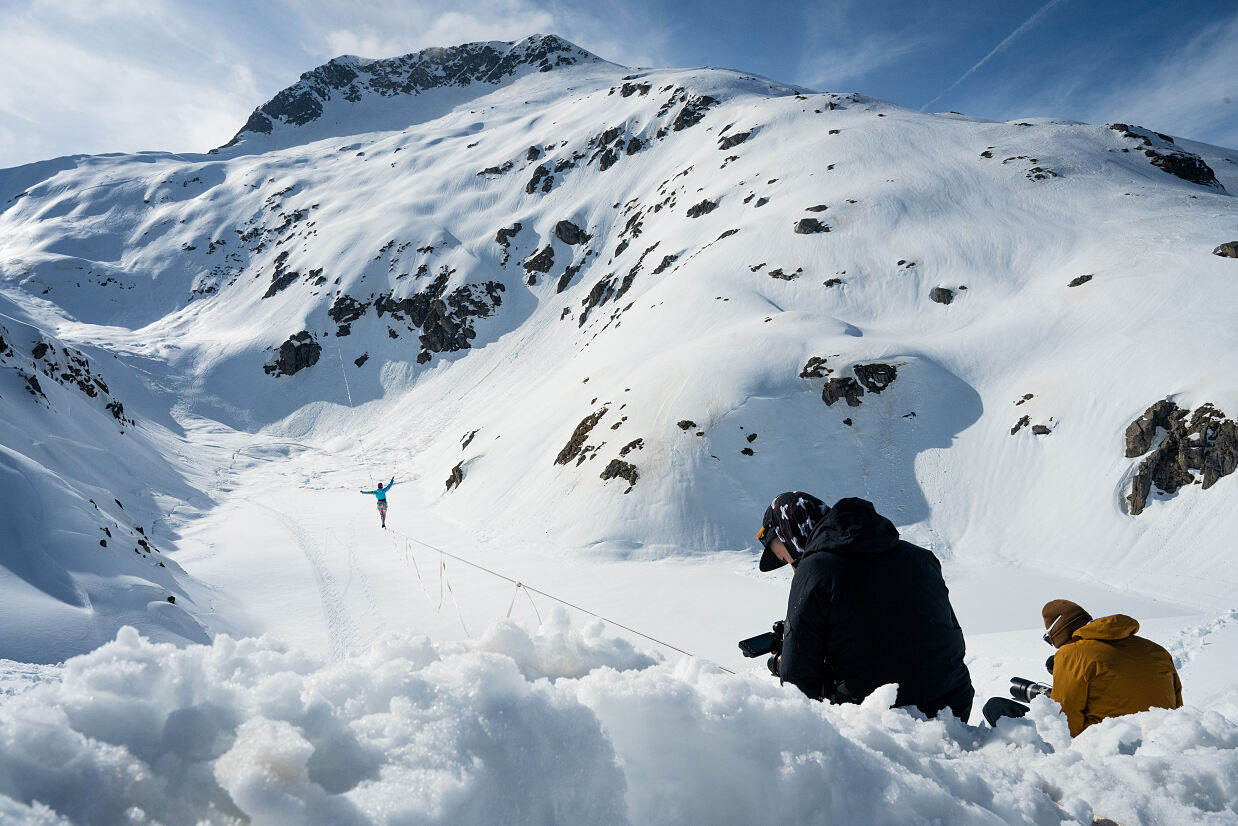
[254,501,361,660]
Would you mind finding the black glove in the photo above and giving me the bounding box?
[767,654,781,677]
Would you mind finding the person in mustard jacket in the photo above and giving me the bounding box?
[1042,599,1183,737]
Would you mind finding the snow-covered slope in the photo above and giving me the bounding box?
[2,33,1238,825]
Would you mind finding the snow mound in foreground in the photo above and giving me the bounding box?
[1,616,1235,826]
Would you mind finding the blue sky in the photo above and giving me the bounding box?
[1,0,1235,169]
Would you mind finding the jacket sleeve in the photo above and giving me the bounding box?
[360,489,375,495]
[1050,644,1091,737]
[778,567,833,701]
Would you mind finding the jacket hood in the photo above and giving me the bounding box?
[804,497,900,556]
[1073,614,1141,641]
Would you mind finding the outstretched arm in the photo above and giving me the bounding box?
[360,488,376,495]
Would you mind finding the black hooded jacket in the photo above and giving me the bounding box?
[778,498,974,719]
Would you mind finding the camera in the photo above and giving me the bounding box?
[1009,677,1051,703]
[738,620,785,658]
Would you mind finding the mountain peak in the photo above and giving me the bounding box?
[218,34,606,151]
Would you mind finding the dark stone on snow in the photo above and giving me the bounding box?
[800,356,830,378]
[686,199,717,218]
[1011,415,1030,435]
[718,131,750,150]
[853,363,897,394]
[823,377,864,407]
[930,287,955,305]
[672,95,718,131]
[554,220,590,245]
[677,420,696,430]
[526,164,553,194]
[740,447,754,456]
[354,353,369,367]
[526,145,542,161]
[600,458,639,489]
[524,245,555,273]
[556,408,607,465]
[1109,124,1223,189]
[446,461,464,491]
[1068,274,1093,287]
[746,433,758,443]
[805,204,828,212]
[1125,399,1182,457]
[1214,241,1238,258]
[264,331,321,377]
[794,218,829,234]
[1031,424,1051,435]
[619,438,644,457]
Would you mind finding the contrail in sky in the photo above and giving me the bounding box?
[921,0,1068,111]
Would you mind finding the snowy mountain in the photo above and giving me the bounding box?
[2,34,1238,825]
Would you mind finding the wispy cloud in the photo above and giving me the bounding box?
[1077,12,1238,146]
[794,0,939,93]
[921,0,1068,111]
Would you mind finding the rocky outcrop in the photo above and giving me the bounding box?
[820,363,899,407]
[554,220,590,245]
[930,287,955,305]
[555,408,607,465]
[823,377,864,407]
[794,218,829,234]
[686,199,717,218]
[718,131,750,150]
[264,331,321,377]
[600,458,639,492]
[1068,274,1093,287]
[1125,400,1238,514]
[1109,124,1224,190]
[1214,242,1238,258]
[524,245,555,274]
[445,461,464,491]
[219,35,599,148]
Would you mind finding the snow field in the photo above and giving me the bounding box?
[1,620,1237,826]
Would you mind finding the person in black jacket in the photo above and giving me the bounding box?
[757,493,974,721]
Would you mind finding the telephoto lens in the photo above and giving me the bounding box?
[1009,677,1052,703]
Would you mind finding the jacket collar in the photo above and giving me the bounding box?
[804,497,900,556]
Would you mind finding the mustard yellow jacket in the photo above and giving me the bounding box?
[1050,614,1182,737]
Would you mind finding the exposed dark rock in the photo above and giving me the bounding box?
[445,461,464,491]
[625,137,645,155]
[1011,415,1030,435]
[526,145,541,161]
[526,164,553,194]
[264,331,321,377]
[843,418,853,426]
[524,245,555,273]
[220,36,597,148]
[557,263,581,293]
[677,420,696,430]
[755,197,769,207]
[930,287,955,305]
[823,278,843,287]
[556,408,607,465]
[31,341,49,360]
[651,254,679,275]
[672,94,718,131]
[746,433,758,443]
[496,222,522,247]
[462,429,478,450]
[554,220,590,245]
[1068,274,1093,287]
[1125,399,1182,457]
[354,353,368,367]
[478,161,514,176]
[1125,400,1238,514]
[329,294,370,324]
[1109,123,1223,189]
[1214,242,1238,258]
[718,131,750,150]
[800,356,830,378]
[1031,424,1051,435]
[600,458,639,491]
[619,438,644,457]
[740,447,754,456]
[768,268,797,281]
[686,199,717,218]
[794,218,829,234]
[823,377,864,407]
[805,204,828,212]
[23,373,46,401]
[853,363,897,394]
